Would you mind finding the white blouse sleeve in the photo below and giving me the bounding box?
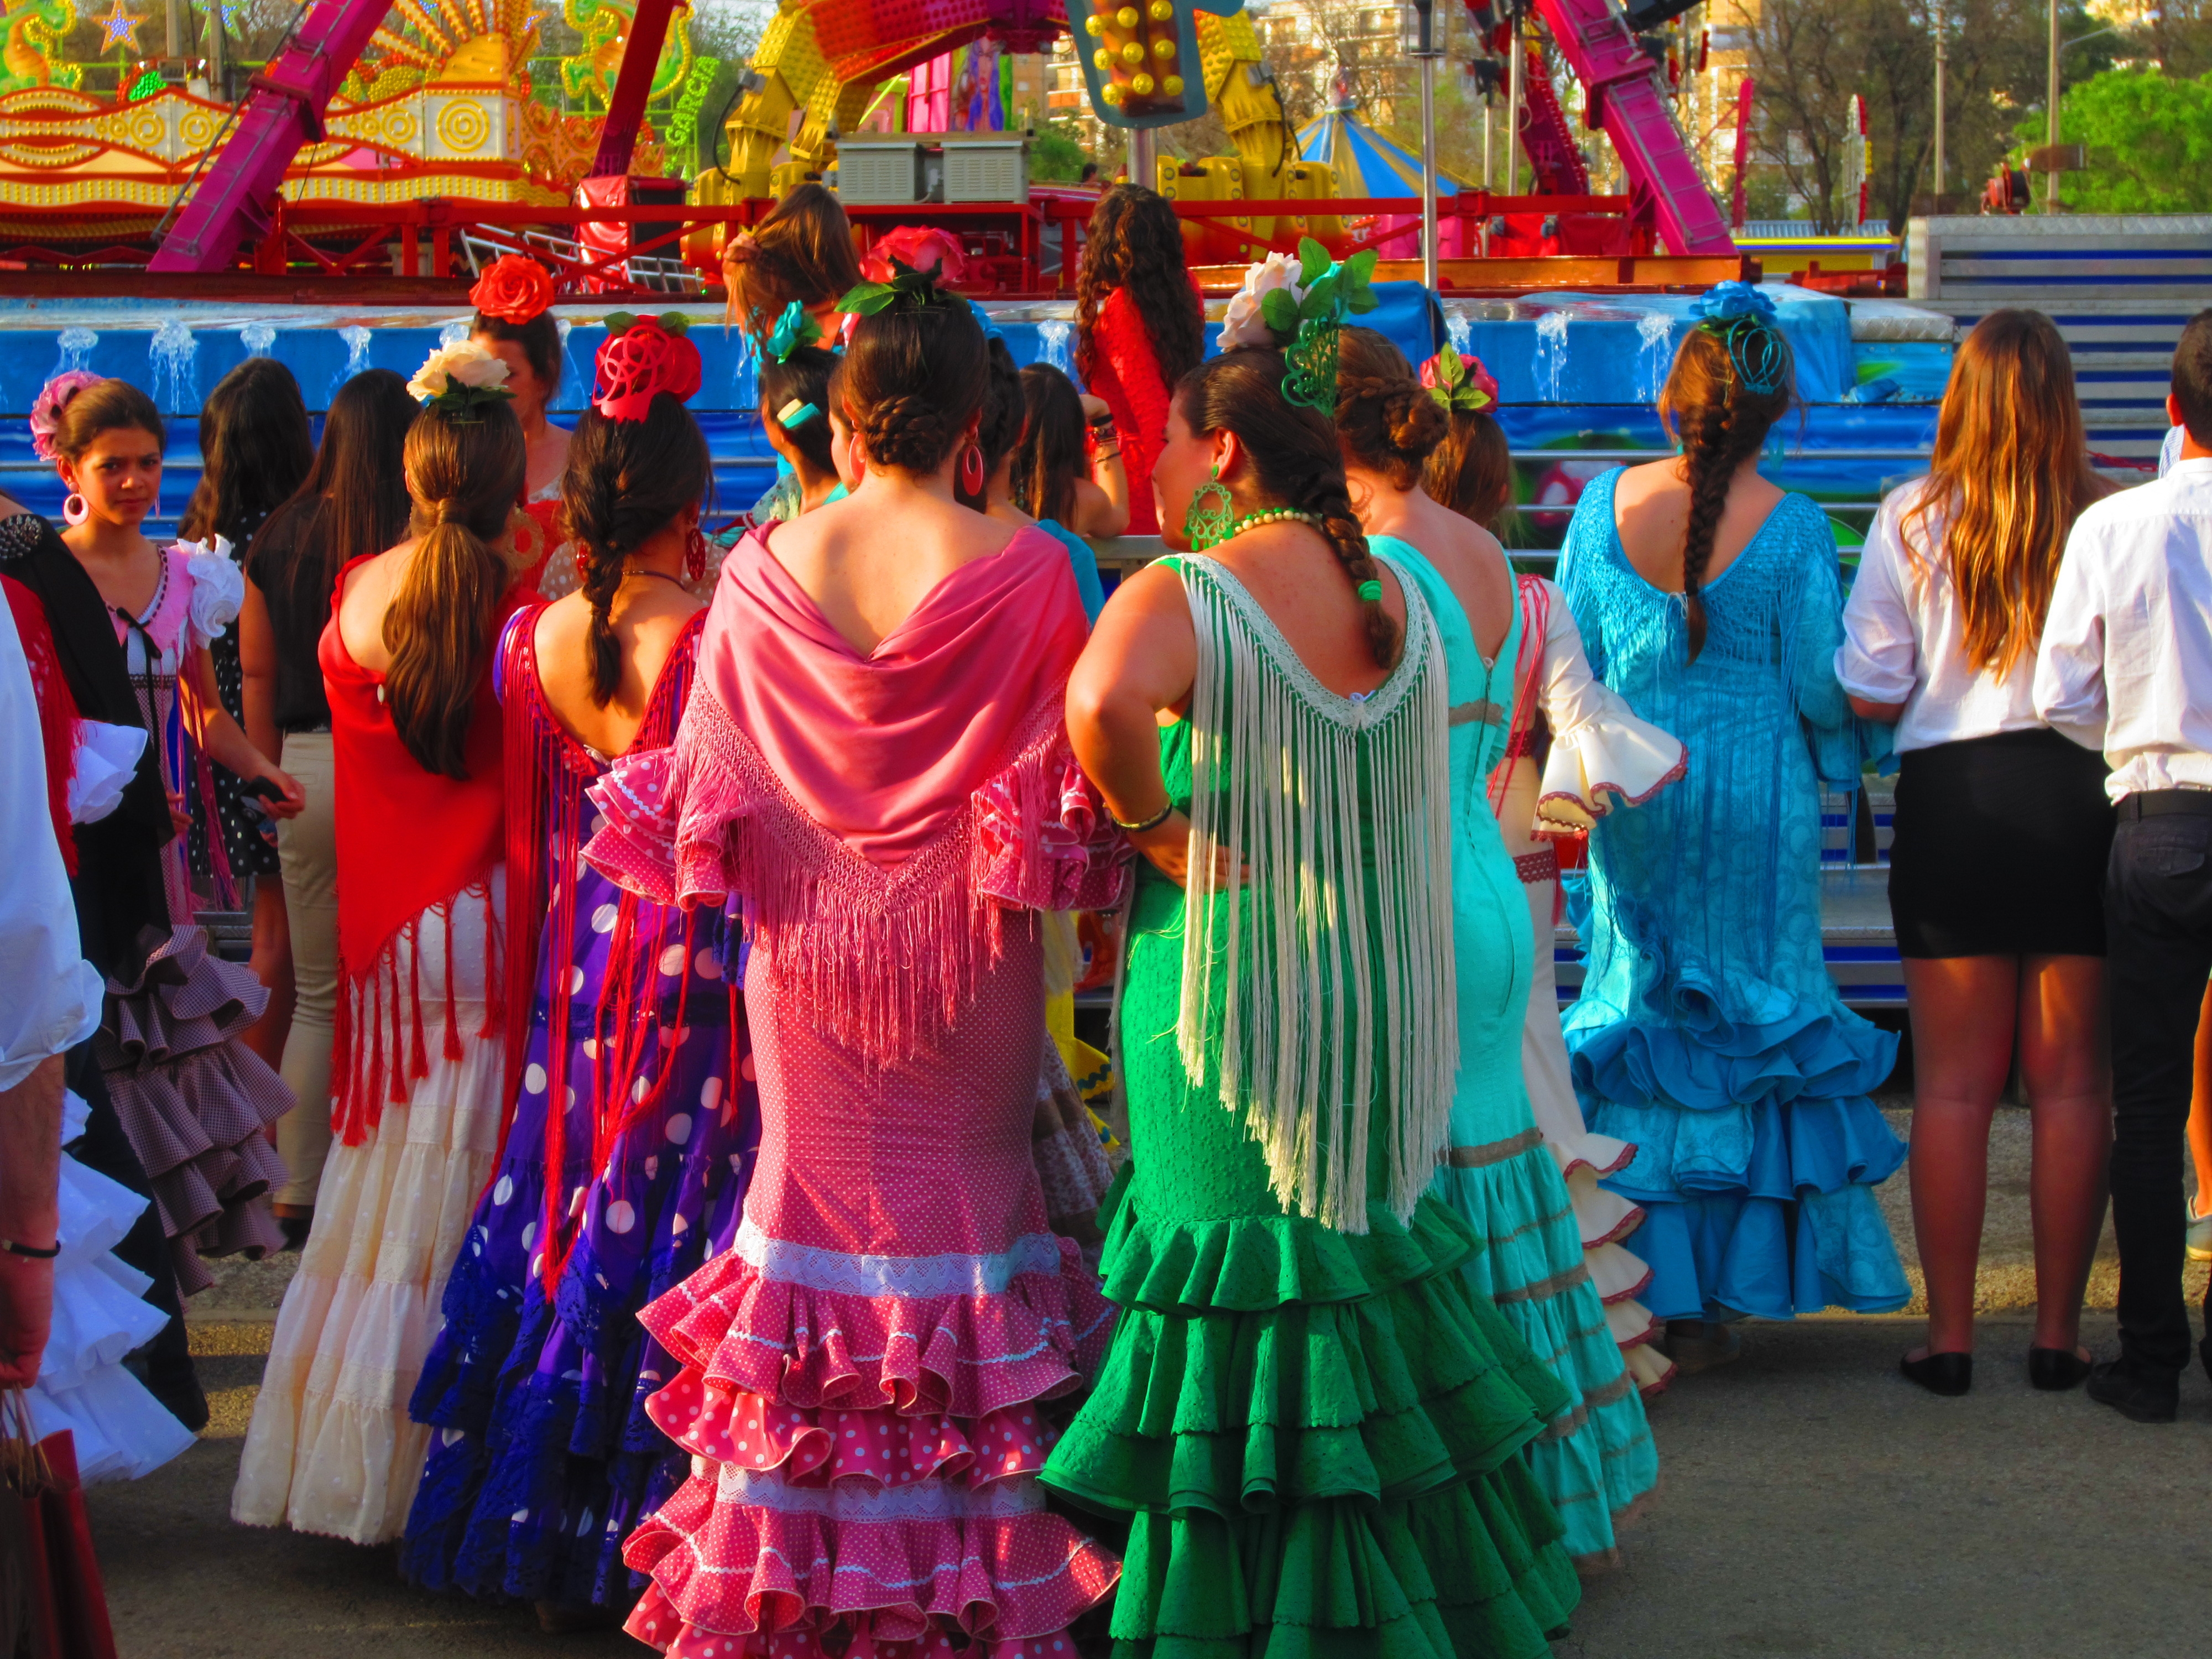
[1527,577,1687,833]
[1834,492,1921,707]
[179,537,243,651]
[68,718,148,824]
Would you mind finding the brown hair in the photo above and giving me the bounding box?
[1903,309,2105,676]
[257,368,419,653]
[840,293,989,476]
[974,336,1027,479]
[1657,321,1795,662]
[1422,409,1516,533]
[2174,307,2212,446]
[51,378,165,461]
[180,357,313,545]
[1176,348,1399,669]
[562,395,712,706]
[759,343,839,483]
[1333,327,1448,488]
[1011,362,1086,524]
[1075,184,1202,394]
[727,183,864,336]
[383,399,526,778]
[473,310,564,391]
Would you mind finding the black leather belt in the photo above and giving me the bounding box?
[2117,790,2212,820]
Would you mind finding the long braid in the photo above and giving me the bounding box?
[575,463,627,706]
[1305,460,1400,670]
[1664,320,1792,665]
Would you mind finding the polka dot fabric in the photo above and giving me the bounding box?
[620,930,1120,1653]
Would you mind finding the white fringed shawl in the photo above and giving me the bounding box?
[1173,554,1458,1234]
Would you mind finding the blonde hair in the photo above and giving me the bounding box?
[1902,309,2104,677]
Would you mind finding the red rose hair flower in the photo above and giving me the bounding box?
[593,312,703,421]
[470,254,555,325]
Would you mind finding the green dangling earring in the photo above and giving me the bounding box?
[1183,464,1235,552]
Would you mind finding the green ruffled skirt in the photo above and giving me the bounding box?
[1040,887,1582,1659]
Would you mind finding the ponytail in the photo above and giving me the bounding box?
[384,400,526,776]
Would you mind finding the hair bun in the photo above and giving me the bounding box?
[859,392,956,474]
[1386,385,1448,459]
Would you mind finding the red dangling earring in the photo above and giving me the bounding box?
[685,521,709,583]
[959,442,985,498]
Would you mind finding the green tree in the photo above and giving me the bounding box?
[2037,67,2212,212]
[1031,119,1094,182]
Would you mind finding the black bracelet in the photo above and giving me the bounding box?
[0,1237,60,1260]
[1110,800,1175,834]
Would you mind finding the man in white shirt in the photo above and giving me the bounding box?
[2034,307,2212,1423]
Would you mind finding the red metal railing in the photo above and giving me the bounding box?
[0,188,1664,298]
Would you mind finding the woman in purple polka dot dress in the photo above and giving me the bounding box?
[400,331,762,1628]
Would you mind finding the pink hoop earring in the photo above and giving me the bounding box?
[62,492,87,527]
[958,442,985,498]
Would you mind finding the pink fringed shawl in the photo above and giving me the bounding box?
[585,522,1128,1066]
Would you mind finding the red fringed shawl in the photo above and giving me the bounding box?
[497,604,726,1295]
[321,556,521,1144]
[3,573,80,875]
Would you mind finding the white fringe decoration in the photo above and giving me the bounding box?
[1173,554,1458,1233]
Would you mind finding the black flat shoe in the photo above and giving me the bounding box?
[2028,1346,2093,1391]
[1900,1350,1973,1396]
[2087,1359,2178,1423]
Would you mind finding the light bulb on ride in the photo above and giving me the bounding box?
[1152,36,1175,58]
[1093,47,1112,69]
[1162,73,1184,95]
[1084,13,1104,33]
[1115,4,1139,25]
[1101,80,1125,104]
[1130,70,1155,93]
[1120,39,1145,64]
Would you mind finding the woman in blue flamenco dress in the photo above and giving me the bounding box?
[1555,288,1909,1365]
[402,321,761,1626]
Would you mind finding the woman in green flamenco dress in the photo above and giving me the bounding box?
[1047,342,1582,1658]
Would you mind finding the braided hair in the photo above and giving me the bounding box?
[1658,320,1794,663]
[1177,348,1400,670]
[560,393,711,706]
[1332,327,1449,489]
[841,288,989,477]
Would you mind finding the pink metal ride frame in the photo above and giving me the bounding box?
[1530,0,1735,256]
[149,0,395,273]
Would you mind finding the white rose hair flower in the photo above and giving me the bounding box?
[1218,251,1306,352]
[408,338,515,421]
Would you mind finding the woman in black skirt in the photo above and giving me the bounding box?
[1839,309,2116,1397]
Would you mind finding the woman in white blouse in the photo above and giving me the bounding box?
[1837,309,2115,1398]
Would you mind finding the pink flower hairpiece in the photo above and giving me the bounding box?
[1420,342,1499,413]
[594,313,702,421]
[30,370,99,462]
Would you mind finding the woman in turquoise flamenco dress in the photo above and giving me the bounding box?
[1329,327,1661,1568]
[1556,286,1910,1363]
[1047,336,1580,1658]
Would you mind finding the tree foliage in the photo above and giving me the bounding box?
[2046,68,2212,213]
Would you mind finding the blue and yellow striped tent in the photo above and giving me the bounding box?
[1294,102,1466,200]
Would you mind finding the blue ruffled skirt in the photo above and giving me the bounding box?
[1564,888,1908,1323]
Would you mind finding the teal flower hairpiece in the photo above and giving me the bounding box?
[1277,238,1380,411]
[765,299,824,362]
[1688,281,1786,396]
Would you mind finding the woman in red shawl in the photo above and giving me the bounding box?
[234,341,528,1545]
[1073,183,1204,535]
[586,269,1128,1657]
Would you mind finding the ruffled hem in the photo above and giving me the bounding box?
[98,925,292,1294]
[1532,721,1686,834]
[1093,1461,1575,1659]
[1426,1146,1657,1565]
[623,1468,1118,1647]
[639,1232,1114,1426]
[1046,1192,1569,1519]
[1095,1188,1485,1316]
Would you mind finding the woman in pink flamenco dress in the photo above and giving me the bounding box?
[587,274,1127,1658]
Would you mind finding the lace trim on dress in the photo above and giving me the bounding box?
[713,1467,1051,1520]
[732,1218,1070,1300]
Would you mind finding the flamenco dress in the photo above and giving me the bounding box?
[1378,540,1661,1569]
[1084,285,1191,537]
[401,606,763,1609]
[1489,576,1682,1398]
[233,559,523,1543]
[585,524,1129,1658]
[96,540,291,1295]
[1556,471,1908,1323]
[1042,554,1581,1658]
